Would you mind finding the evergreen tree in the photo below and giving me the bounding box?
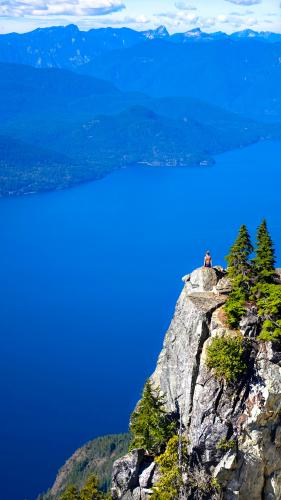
[129,381,176,455]
[253,219,276,284]
[60,485,80,500]
[225,225,253,327]
[59,475,106,500]
[226,224,253,280]
[80,474,104,500]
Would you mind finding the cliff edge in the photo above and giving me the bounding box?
[112,267,281,500]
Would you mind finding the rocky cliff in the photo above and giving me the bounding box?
[111,267,281,500]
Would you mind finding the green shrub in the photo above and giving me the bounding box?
[188,467,220,498]
[224,271,250,328]
[256,284,281,341]
[216,438,236,451]
[151,435,188,500]
[258,319,281,341]
[206,335,247,383]
[224,290,246,328]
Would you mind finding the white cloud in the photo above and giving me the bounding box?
[229,10,254,16]
[225,0,261,5]
[156,10,198,22]
[0,0,125,17]
[83,13,149,27]
[154,8,261,32]
[174,2,197,11]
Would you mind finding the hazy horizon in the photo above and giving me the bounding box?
[0,0,280,35]
[1,22,281,36]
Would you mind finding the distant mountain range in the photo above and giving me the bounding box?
[0,61,278,196]
[0,25,280,123]
[0,25,280,73]
[0,25,280,74]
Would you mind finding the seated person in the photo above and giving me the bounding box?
[204,251,212,268]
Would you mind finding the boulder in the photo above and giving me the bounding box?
[213,276,232,295]
[111,451,155,499]
[185,267,220,293]
[139,462,156,489]
[111,450,145,499]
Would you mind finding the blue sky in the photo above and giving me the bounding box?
[0,0,280,34]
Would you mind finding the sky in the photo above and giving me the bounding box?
[0,0,280,35]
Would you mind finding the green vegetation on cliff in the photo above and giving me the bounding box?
[224,219,280,338]
[226,224,253,281]
[206,220,281,383]
[257,284,281,341]
[206,335,248,383]
[253,219,276,284]
[224,224,253,327]
[151,435,188,500]
[129,380,176,455]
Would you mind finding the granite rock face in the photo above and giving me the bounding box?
[111,450,154,500]
[151,269,227,429]
[112,267,281,499]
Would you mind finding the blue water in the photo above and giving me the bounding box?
[0,140,280,500]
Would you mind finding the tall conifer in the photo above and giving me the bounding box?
[253,219,276,283]
[60,485,80,500]
[226,224,253,280]
[80,475,104,500]
[225,225,253,327]
[130,381,175,455]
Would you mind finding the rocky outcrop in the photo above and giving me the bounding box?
[213,341,281,499]
[112,451,155,500]
[151,268,227,429]
[112,267,281,499]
